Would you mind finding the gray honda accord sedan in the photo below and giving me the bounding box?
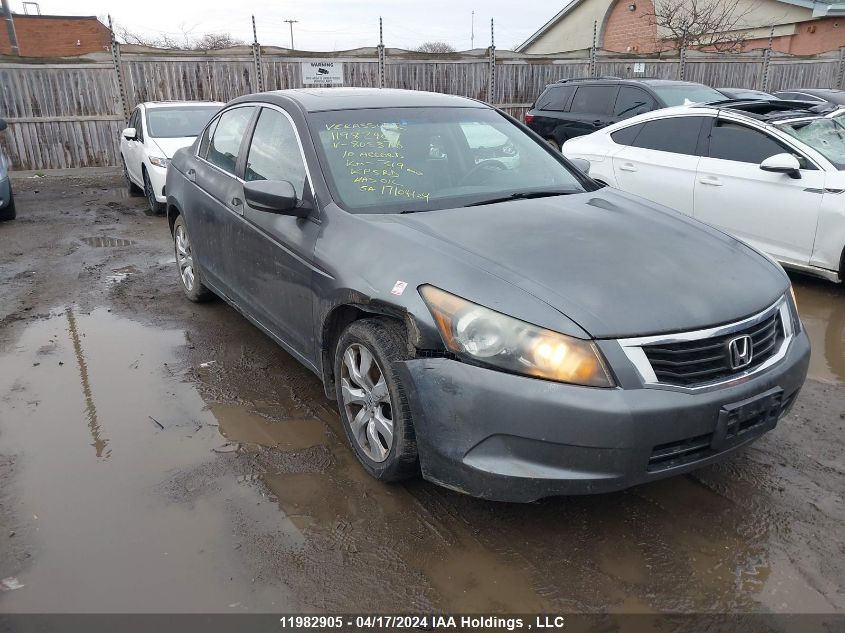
[165,88,810,502]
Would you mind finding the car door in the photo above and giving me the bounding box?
[611,115,708,216]
[530,85,575,144]
[694,118,823,264]
[566,85,619,138]
[234,106,320,359]
[124,108,144,184]
[192,105,257,295]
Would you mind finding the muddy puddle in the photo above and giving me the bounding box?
[792,278,845,384]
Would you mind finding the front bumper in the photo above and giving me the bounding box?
[147,163,168,203]
[398,329,810,502]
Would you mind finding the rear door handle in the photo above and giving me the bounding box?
[618,163,637,172]
[186,168,196,182]
[699,176,722,186]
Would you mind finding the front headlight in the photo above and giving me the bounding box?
[149,156,169,168]
[420,285,615,387]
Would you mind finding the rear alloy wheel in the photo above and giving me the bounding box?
[335,319,418,481]
[173,215,213,302]
[143,168,165,215]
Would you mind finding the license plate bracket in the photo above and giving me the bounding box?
[711,387,784,451]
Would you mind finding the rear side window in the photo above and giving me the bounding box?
[614,87,656,119]
[707,121,789,164]
[610,123,644,145]
[206,106,255,175]
[570,85,617,115]
[631,116,706,155]
[536,86,575,111]
[198,117,219,159]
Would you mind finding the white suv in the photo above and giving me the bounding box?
[563,101,845,282]
[120,101,222,213]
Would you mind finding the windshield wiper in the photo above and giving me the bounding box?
[463,190,577,208]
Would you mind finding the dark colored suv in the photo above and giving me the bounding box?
[525,77,725,149]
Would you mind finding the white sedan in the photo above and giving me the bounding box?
[563,103,845,283]
[120,101,222,213]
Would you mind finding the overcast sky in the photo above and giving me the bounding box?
[16,0,564,51]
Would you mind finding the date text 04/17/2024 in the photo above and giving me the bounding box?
[277,615,568,630]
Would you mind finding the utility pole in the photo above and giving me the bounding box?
[471,10,474,50]
[1,0,19,56]
[284,19,298,50]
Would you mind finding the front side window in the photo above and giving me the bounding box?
[536,86,575,112]
[308,107,591,214]
[708,121,790,164]
[570,86,617,115]
[630,116,706,155]
[245,108,307,198]
[614,87,656,119]
[776,118,845,169]
[610,123,644,146]
[146,105,221,138]
[206,106,255,175]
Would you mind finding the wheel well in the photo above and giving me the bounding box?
[840,243,845,282]
[166,204,180,235]
[319,304,411,399]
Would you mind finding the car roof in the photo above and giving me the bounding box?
[142,101,224,109]
[777,88,845,95]
[608,100,831,126]
[232,88,487,112]
[549,77,706,88]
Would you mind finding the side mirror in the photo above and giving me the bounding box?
[122,127,137,141]
[0,118,7,132]
[570,157,590,175]
[760,153,801,179]
[243,180,307,217]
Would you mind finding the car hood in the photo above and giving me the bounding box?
[150,136,197,159]
[387,189,788,338]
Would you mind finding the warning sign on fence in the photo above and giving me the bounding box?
[301,61,344,86]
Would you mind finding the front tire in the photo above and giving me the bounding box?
[334,319,419,482]
[0,189,15,221]
[121,156,142,195]
[143,168,165,215]
[173,215,213,302]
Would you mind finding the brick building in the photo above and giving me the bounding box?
[517,0,845,55]
[0,13,111,57]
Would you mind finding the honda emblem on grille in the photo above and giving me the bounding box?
[727,334,753,370]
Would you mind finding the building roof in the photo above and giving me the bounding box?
[515,0,845,52]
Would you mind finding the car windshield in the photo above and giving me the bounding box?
[650,84,726,106]
[776,117,845,169]
[146,106,221,138]
[308,107,590,214]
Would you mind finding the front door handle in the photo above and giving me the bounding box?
[699,176,722,186]
[231,197,243,207]
[618,163,637,172]
[186,168,196,182]
[592,120,604,127]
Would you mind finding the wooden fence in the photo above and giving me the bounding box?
[1,45,844,171]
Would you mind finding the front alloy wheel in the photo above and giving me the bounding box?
[340,343,394,462]
[334,319,419,481]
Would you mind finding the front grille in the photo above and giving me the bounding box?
[647,389,796,472]
[642,312,783,387]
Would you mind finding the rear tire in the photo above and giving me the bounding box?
[0,189,15,221]
[143,168,165,215]
[334,318,419,482]
[173,215,213,302]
